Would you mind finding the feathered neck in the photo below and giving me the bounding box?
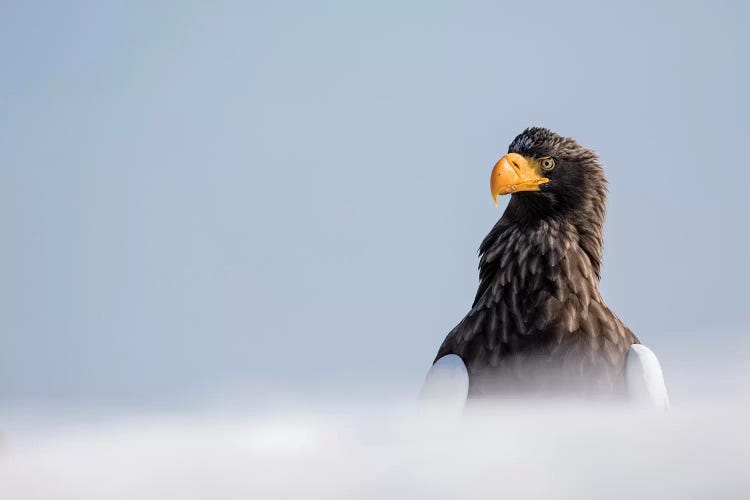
[484,178,607,276]
[473,190,607,311]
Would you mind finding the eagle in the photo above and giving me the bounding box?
[420,127,668,411]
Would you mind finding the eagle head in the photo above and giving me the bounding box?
[491,127,607,224]
[488,127,608,278]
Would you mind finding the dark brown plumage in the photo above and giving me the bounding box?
[435,128,637,400]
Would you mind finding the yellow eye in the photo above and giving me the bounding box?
[540,157,555,171]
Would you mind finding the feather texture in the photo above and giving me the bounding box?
[433,128,640,401]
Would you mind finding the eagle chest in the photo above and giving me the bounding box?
[442,224,633,396]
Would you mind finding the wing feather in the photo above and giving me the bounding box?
[625,344,670,411]
[419,354,469,415]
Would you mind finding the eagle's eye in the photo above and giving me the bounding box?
[540,157,555,171]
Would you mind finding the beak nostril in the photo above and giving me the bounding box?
[509,158,522,173]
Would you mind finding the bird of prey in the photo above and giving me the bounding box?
[420,127,668,411]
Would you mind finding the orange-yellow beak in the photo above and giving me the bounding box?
[490,153,550,206]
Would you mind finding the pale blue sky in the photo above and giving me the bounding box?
[1,1,748,407]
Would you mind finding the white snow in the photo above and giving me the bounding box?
[2,400,749,500]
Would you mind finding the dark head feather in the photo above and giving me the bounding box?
[488,127,607,278]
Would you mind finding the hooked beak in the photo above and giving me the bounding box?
[490,153,550,206]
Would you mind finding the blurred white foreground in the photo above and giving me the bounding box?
[2,399,749,500]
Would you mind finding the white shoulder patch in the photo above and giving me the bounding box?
[418,354,469,415]
[625,344,670,411]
